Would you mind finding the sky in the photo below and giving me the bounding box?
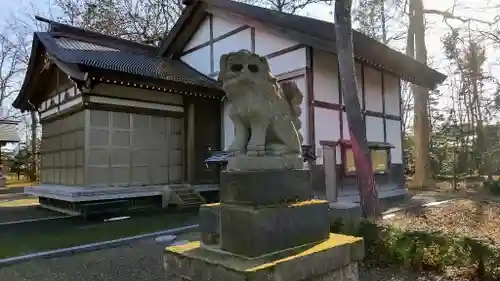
[0,0,498,146]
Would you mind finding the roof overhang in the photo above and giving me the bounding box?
[159,0,446,89]
[14,27,224,112]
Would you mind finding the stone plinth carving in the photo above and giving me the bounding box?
[164,50,363,281]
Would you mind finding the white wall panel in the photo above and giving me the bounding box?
[365,116,384,142]
[386,119,403,164]
[181,46,211,75]
[384,73,401,116]
[364,67,383,113]
[314,108,340,164]
[313,50,340,104]
[185,17,211,50]
[267,47,306,76]
[254,28,297,56]
[213,15,245,38]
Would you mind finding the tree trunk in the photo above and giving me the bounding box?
[409,0,432,188]
[334,0,381,218]
[30,110,37,182]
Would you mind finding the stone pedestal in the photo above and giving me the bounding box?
[164,233,364,281]
[219,169,312,205]
[220,200,330,257]
[165,168,364,281]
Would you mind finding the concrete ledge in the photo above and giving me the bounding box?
[24,184,167,202]
[0,224,199,267]
[338,188,407,203]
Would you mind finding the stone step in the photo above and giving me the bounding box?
[170,186,205,208]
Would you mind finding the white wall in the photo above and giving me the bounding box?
[312,50,339,104]
[312,49,403,165]
[364,66,383,113]
[182,13,308,150]
[384,73,401,116]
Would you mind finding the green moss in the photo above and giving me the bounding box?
[483,179,500,195]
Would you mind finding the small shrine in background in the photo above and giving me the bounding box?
[0,119,20,187]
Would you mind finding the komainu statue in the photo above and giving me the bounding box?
[218,50,303,158]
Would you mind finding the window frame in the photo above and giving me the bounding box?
[339,140,392,176]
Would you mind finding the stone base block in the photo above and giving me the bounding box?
[227,155,304,171]
[164,233,364,281]
[199,203,220,245]
[220,200,330,257]
[220,169,312,206]
[329,202,362,221]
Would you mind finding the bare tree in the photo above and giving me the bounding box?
[334,0,381,218]
[0,27,23,117]
[50,0,185,46]
[251,0,333,14]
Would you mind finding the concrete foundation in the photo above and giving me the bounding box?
[164,233,363,281]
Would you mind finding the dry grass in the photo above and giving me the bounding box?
[0,198,39,208]
[0,175,37,195]
[388,199,500,244]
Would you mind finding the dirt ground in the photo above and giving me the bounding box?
[0,232,452,281]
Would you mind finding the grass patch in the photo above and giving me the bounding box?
[0,211,198,259]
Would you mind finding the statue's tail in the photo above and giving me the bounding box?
[280,81,304,143]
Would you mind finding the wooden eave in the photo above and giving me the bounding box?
[158,2,207,57]
[85,67,224,100]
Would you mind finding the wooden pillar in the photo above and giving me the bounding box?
[321,142,338,203]
[186,102,196,184]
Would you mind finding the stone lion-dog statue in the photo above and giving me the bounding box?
[219,50,303,157]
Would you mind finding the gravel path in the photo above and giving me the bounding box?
[0,232,452,281]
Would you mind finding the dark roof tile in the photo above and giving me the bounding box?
[34,27,220,90]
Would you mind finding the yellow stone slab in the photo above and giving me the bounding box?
[165,232,363,273]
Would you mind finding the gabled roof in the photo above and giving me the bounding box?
[14,18,223,111]
[159,0,446,89]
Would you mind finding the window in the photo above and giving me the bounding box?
[371,149,388,172]
[344,148,389,174]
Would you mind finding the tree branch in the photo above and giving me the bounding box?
[423,9,493,25]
